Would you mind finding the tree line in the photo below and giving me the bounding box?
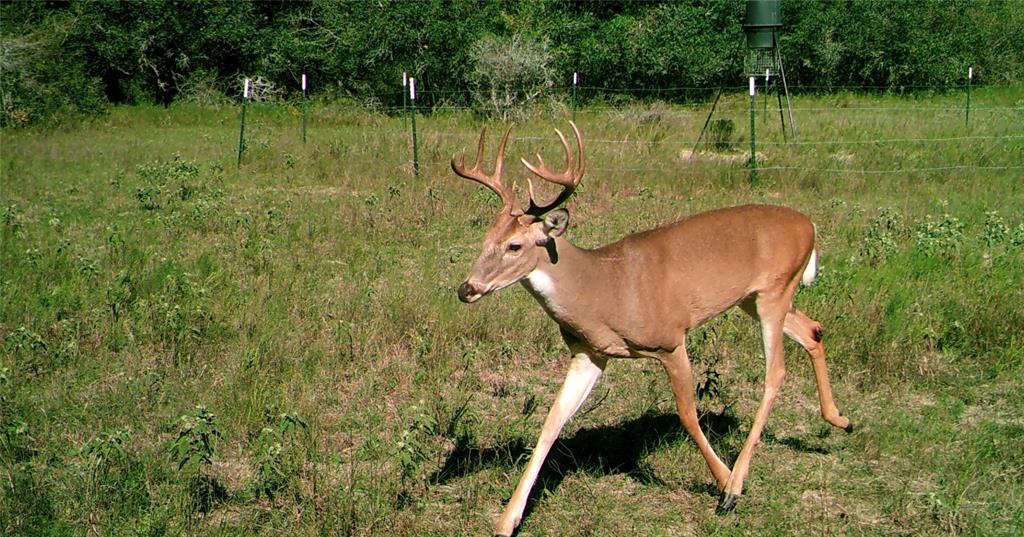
[2,0,1021,126]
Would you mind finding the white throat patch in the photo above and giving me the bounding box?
[526,270,563,314]
[527,270,556,297]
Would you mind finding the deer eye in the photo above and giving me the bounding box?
[507,242,522,252]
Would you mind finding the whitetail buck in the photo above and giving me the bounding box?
[451,122,852,536]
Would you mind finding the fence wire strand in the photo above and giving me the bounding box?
[243,83,1022,179]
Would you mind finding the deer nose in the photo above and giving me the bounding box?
[458,281,480,303]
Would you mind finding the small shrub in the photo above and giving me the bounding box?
[77,427,152,526]
[914,213,966,257]
[394,400,438,484]
[168,405,221,473]
[1013,223,1024,247]
[981,211,1010,247]
[707,119,735,151]
[4,326,47,356]
[134,154,202,211]
[167,405,226,515]
[240,76,279,102]
[80,427,131,485]
[249,412,307,501]
[2,204,23,235]
[861,207,905,265]
[4,327,50,373]
[469,33,555,121]
[1,418,32,462]
[175,69,228,106]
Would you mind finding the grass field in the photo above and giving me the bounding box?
[2,86,1023,536]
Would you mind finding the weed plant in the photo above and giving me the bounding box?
[1,87,1022,535]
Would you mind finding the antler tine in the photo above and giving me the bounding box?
[451,124,519,214]
[523,121,585,216]
[451,125,487,177]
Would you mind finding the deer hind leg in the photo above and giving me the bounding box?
[721,292,792,510]
[783,308,852,432]
[493,352,607,537]
[658,344,732,489]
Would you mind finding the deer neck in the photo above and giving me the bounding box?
[522,237,607,324]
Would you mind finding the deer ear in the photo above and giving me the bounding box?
[542,209,569,238]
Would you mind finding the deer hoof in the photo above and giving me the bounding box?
[844,421,855,433]
[717,493,740,512]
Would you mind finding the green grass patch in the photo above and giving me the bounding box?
[2,87,1023,535]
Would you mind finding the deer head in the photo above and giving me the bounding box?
[452,122,584,303]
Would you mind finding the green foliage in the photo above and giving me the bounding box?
[395,400,438,483]
[2,204,24,235]
[168,405,227,516]
[0,13,107,126]
[981,210,1010,247]
[168,405,222,473]
[470,32,555,120]
[860,206,906,265]
[784,0,1024,87]
[0,416,30,455]
[707,119,735,151]
[2,0,1023,125]
[914,212,966,257]
[1,90,1021,534]
[134,153,202,210]
[80,427,131,479]
[574,1,743,96]
[250,412,308,500]
[4,326,50,374]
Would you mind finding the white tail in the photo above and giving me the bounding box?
[802,248,818,286]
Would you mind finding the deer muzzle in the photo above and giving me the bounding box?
[457,281,483,303]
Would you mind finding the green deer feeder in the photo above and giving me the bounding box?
[744,0,782,74]
[694,0,796,159]
[744,0,795,141]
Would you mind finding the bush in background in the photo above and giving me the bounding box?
[1,0,1022,126]
[0,13,106,127]
[469,32,555,120]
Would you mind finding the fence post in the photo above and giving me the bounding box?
[410,77,419,178]
[763,69,770,123]
[572,72,578,123]
[749,76,757,185]
[402,72,408,130]
[965,66,972,130]
[237,78,250,167]
[301,73,308,143]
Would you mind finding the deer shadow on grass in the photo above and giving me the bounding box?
[431,409,741,522]
[762,430,835,455]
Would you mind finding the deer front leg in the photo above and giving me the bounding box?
[658,344,732,489]
[493,352,607,537]
[721,295,789,511]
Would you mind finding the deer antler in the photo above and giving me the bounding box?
[451,125,521,216]
[522,121,585,216]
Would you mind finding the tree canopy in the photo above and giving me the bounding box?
[2,0,1021,125]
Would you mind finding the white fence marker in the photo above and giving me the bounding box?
[409,77,419,176]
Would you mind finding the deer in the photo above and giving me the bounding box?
[450,122,853,537]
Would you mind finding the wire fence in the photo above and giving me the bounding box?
[235,81,1023,179]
